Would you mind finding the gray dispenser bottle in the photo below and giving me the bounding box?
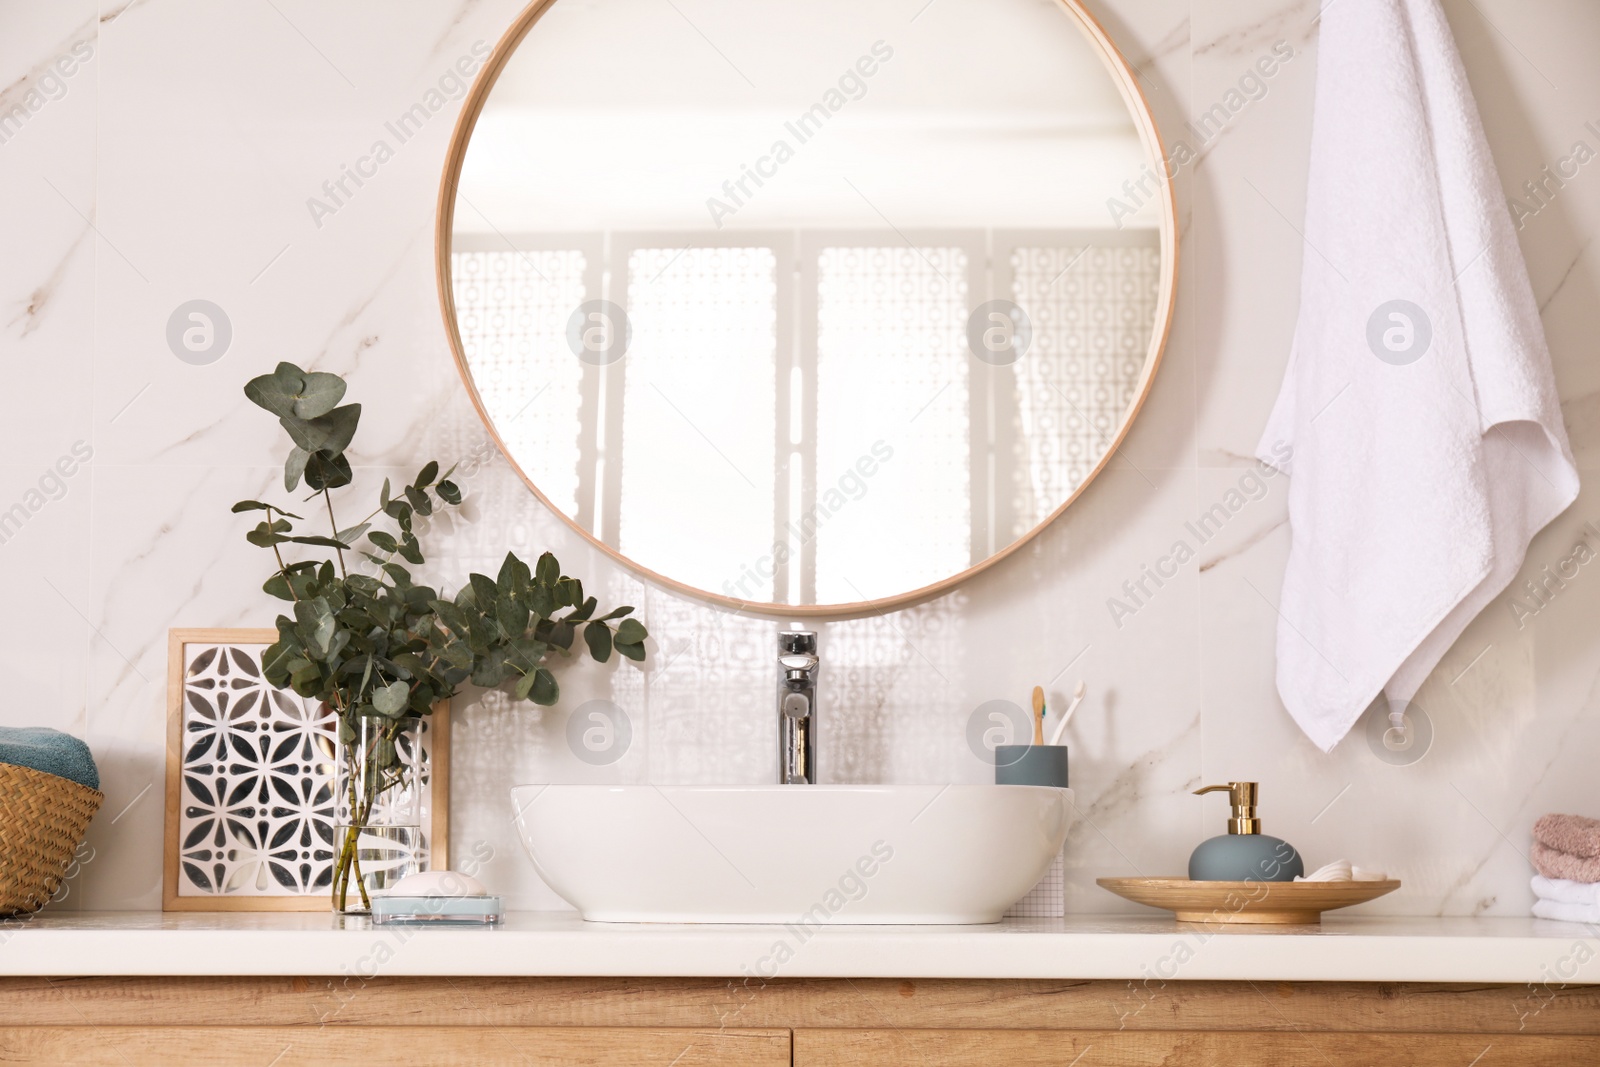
[1188,781,1304,882]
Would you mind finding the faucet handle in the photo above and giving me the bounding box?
[780,630,817,655]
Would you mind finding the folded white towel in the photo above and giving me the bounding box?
[1256,0,1580,751]
[1533,898,1600,925]
[1532,875,1600,906]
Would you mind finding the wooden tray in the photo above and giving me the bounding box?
[1097,877,1401,924]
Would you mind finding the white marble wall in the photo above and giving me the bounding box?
[2,0,1597,916]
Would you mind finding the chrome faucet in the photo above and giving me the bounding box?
[778,631,818,784]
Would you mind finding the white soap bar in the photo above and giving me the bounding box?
[382,870,489,898]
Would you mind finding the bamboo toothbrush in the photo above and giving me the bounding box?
[1048,681,1087,746]
[1031,686,1046,745]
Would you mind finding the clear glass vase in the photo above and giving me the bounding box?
[331,716,427,913]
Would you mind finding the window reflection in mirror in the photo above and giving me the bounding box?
[447,0,1171,609]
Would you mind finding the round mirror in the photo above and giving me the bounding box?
[438,0,1175,614]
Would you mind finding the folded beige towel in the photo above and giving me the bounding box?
[1532,840,1600,883]
[1533,813,1600,860]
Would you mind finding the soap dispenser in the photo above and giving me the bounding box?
[1189,782,1304,882]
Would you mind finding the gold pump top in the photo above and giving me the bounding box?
[1193,781,1261,835]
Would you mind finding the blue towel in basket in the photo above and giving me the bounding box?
[0,727,99,791]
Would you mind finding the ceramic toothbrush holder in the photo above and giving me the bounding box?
[995,744,1069,918]
[994,744,1069,788]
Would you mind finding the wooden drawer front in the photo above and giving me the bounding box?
[794,1027,1600,1066]
[0,1025,791,1067]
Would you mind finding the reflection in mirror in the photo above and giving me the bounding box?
[446,0,1172,610]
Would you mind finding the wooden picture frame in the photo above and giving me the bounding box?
[164,628,451,912]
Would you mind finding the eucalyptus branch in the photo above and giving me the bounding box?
[265,505,296,598]
[234,361,650,912]
[322,489,347,579]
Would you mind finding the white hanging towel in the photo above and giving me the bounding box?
[1256,0,1579,751]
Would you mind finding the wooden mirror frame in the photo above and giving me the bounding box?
[434,0,1178,619]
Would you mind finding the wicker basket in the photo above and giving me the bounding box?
[0,761,103,916]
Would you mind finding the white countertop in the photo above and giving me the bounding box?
[2,912,1598,983]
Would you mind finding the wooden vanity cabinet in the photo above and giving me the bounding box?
[2,976,1598,1065]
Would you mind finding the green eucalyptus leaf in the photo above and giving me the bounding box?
[535,552,560,587]
[290,662,322,692]
[247,518,293,548]
[471,649,510,688]
[513,669,537,702]
[303,450,353,491]
[403,485,433,517]
[260,642,297,682]
[287,534,351,549]
[467,573,498,608]
[232,500,303,518]
[547,620,575,651]
[413,461,439,489]
[398,534,424,565]
[290,372,347,419]
[437,480,461,505]
[530,667,558,706]
[372,680,409,717]
[368,530,398,553]
[614,618,647,645]
[431,600,472,637]
[284,447,310,492]
[497,553,530,594]
[496,595,530,638]
[337,718,357,745]
[583,621,613,663]
[244,363,308,419]
[279,403,361,456]
[263,573,294,601]
[294,597,336,655]
[511,637,549,669]
[615,641,646,662]
[245,363,347,419]
[335,523,371,545]
[565,597,597,623]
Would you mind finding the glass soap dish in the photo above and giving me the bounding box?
[369,895,504,926]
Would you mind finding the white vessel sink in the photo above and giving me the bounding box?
[509,784,1073,924]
